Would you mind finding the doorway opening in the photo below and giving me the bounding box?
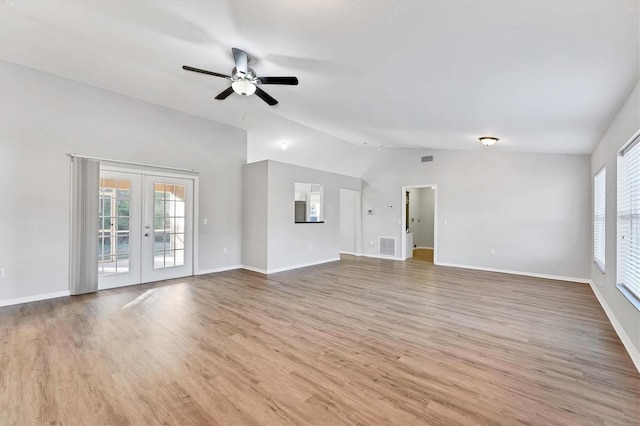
[401,185,437,263]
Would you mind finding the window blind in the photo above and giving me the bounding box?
[594,168,606,271]
[618,135,640,301]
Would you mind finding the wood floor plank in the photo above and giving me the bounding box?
[1,255,638,425]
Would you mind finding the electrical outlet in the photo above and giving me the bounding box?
[309,245,313,250]
[0,268,5,278]
[223,247,228,254]
[203,218,208,225]
[369,240,374,247]
[490,249,495,255]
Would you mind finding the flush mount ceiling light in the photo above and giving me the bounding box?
[280,142,288,151]
[231,79,256,96]
[479,136,499,147]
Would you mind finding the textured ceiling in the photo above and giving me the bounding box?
[1,0,638,153]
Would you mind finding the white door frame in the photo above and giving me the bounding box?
[99,165,199,287]
[401,184,438,263]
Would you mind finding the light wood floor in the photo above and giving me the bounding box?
[413,248,434,262]
[1,256,638,425]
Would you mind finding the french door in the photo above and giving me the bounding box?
[98,170,194,290]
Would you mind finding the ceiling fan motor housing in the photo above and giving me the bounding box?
[231,67,258,95]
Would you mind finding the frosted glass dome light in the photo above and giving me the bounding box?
[231,80,256,96]
[479,136,499,147]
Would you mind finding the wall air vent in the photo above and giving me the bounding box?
[421,156,433,163]
[378,237,396,257]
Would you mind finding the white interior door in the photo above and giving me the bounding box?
[141,175,194,283]
[339,188,362,256]
[98,170,194,289]
[98,171,142,290]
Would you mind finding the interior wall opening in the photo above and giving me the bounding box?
[402,185,437,263]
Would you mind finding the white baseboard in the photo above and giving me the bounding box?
[340,251,357,256]
[359,253,404,261]
[241,265,269,274]
[434,262,590,284]
[196,265,242,275]
[0,290,71,307]
[242,257,341,275]
[415,246,434,250]
[588,280,640,373]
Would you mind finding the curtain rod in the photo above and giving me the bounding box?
[68,154,200,174]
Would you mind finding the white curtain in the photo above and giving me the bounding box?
[69,157,100,295]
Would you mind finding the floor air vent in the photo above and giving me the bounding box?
[378,237,396,256]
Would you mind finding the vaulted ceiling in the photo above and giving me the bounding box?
[1,1,638,153]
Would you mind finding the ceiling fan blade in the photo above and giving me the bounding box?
[231,48,248,75]
[182,65,230,79]
[255,87,278,106]
[258,77,299,85]
[215,87,235,100]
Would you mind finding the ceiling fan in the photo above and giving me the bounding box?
[182,48,299,106]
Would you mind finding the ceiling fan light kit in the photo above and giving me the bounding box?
[231,79,256,96]
[479,136,499,147]
[183,47,298,106]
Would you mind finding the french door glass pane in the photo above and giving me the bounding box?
[153,182,186,269]
[99,178,131,276]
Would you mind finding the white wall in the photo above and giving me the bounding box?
[247,113,373,177]
[250,116,592,279]
[407,187,421,239]
[242,160,361,272]
[242,161,269,271]
[267,161,361,271]
[422,188,435,248]
[590,79,640,365]
[0,61,247,302]
[252,124,592,280]
[408,187,435,248]
[363,149,591,280]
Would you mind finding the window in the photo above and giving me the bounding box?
[593,168,606,272]
[618,133,640,304]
